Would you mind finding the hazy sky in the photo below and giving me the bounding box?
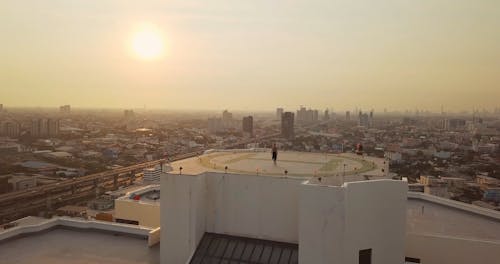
[1,0,499,111]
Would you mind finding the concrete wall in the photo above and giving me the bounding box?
[344,180,407,264]
[161,172,407,264]
[115,199,160,228]
[0,216,152,241]
[299,180,407,264]
[406,233,500,264]
[160,173,206,264]
[161,172,304,263]
[148,227,161,247]
[408,191,500,219]
[205,172,303,243]
[299,184,345,263]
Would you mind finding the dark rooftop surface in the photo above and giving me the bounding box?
[190,232,298,264]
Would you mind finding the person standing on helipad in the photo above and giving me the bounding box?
[272,143,278,165]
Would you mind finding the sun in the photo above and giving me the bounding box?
[130,23,165,60]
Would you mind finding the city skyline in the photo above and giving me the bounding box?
[1,1,499,111]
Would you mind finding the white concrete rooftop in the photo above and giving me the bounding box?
[169,149,388,183]
[0,228,159,264]
[407,197,500,242]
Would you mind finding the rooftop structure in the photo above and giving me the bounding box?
[0,217,159,264]
[143,167,161,184]
[114,185,160,228]
[168,149,389,185]
[0,151,500,264]
[161,170,407,263]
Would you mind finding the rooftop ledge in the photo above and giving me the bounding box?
[408,191,500,221]
[0,216,159,246]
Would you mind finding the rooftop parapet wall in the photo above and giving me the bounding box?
[408,191,500,221]
[299,179,407,264]
[0,216,153,242]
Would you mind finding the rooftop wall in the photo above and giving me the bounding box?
[161,171,407,264]
[406,233,500,264]
[299,180,407,264]
[205,172,303,243]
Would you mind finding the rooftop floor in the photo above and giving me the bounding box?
[407,198,500,241]
[0,228,159,264]
[169,150,387,181]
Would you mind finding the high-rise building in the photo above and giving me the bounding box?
[1,121,20,138]
[124,109,135,118]
[143,167,161,184]
[296,107,319,124]
[359,112,370,127]
[39,119,49,137]
[30,119,40,137]
[207,118,224,133]
[48,119,60,136]
[281,112,294,139]
[323,109,330,120]
[276,108,284,120]
[346,111,350,120]
[242,116,253,136]
[30,118,59,138]
[59,105,71,114]
[222,110,233,121]
[0,104,3,112]
[443,118,466,131]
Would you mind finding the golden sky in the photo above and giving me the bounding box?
[1,0,499,111]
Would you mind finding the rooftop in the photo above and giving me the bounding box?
[169,149,388,183]
[0,228,159,264]
[0,217,159,264]
[407,194,500,242]
[116,185,160,203]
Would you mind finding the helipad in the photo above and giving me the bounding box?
[169,149,388,181]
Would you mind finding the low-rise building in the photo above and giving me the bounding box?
[114,185,160,228]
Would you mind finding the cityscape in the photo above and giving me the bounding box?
[1,1,500,264]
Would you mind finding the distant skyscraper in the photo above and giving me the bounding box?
[359,112,370,127]
[222,110,233,121]
[276,108,284,120]
[443,118,466,131]
[30,119,40,137]
[242,116,253,136]
[346,111,350,120]
[207,118,223,133]
[323,109,330,120]
[1,121,20,138]
[59,105,71,114]
[39,119,49,137]
[124,109,135,118]
[296,106,319,124]
[48,119,60,136]
[281,112,294,139]
[30,118,59,138]
[0,104,3,112]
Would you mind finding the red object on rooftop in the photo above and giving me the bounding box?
[133,195,141,200]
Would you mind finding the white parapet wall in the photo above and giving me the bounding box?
[161,170,407,264]
[204,172,304,243]
[160,172,304,263]
[406,191,500,264]
[406,233,500,264]
[299,180,407,264]
[0,216,153,242]
[408,191,500,220]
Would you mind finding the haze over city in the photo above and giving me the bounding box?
[1,0,499,111]
[1,1,500,264]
